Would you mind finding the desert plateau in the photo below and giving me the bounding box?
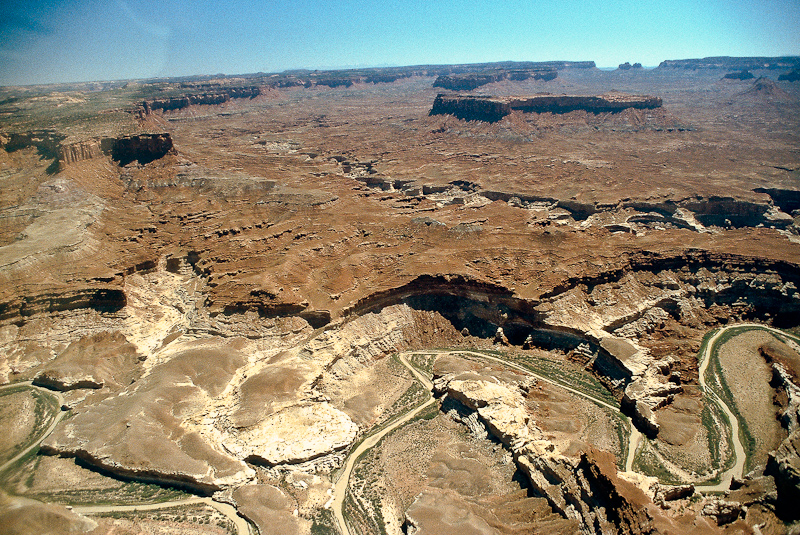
[1,56,800,535]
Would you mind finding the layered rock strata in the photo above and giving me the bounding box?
[37,304,436,492]
[1,130,175,169]
[110,133,175,166]
[31,332,143,392]
[40,341,257,494]
[538,256,800,435]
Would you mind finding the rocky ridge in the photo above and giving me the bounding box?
[332,155,797,232]
[138,86,262,116]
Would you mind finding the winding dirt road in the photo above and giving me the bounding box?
[331,353,435,535]
[71,497,252,535]
[331,349,631,535]
[331,325,796,534]
[0,381,64,475]
[694,323,798,491]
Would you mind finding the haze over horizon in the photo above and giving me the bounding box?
[1,0,799,86]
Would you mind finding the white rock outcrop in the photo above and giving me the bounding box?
[229,402,358,465]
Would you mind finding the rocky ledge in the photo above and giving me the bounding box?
[429,93,662,122]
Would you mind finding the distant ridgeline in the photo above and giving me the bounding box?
[429,93,662,123]
[133,61,599,117]
[657,56,800,71]
[432,61,595,91]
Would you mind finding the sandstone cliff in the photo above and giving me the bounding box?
[2,131,175,170]
[434,368,655,535]
[110,133,175,166]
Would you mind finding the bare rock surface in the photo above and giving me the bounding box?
[766,429,800,519]
[434,357,654,535]
[404,487,579,535]
[2,61,800,535]
[41,340,255,493]
[233,402,358,465]
[31,331,143,391]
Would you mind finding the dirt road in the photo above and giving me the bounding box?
[331,353,435,535]
[694,323,798,491]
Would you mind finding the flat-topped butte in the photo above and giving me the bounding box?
[430,93,663,122]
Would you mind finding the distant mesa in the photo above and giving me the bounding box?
[617,62,643,70]
[433,69,557,91]
[723,70,755,80]
[658,56,800,70]
[431,61,594,91]
[138,86,262,116]
[778,68,800,82]
[429,93,663,123]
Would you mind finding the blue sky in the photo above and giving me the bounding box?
[0,0,798,85]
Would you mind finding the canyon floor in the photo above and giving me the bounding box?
[1,64,800,535]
